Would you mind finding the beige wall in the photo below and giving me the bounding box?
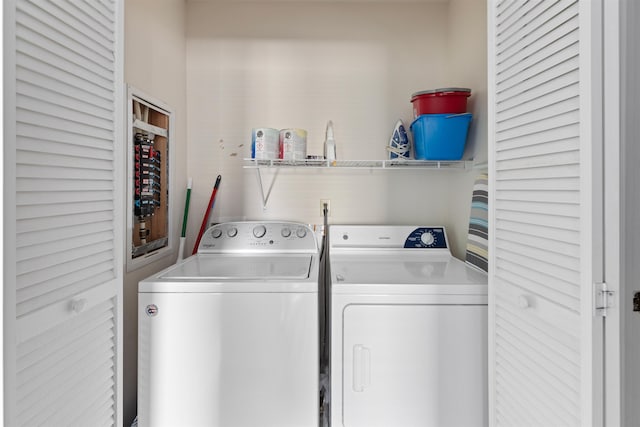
[184,0,487,259]
[444,0,489,253]
[124,1,187,424]
[122,0,485,423]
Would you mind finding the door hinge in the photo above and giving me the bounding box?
[595,282,614,317]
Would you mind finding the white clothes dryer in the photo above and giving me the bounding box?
[330,225,488,427]
[138,221,319,427]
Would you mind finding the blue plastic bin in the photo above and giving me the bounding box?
[410,113,472,160]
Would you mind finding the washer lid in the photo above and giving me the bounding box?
[160,254,314,280]
[331,253,487,291]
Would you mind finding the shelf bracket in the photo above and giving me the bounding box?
[255,167,280,210]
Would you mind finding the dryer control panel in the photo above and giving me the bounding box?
[330,225,450,252]
[198,221,318,253]
[403,227,448,249]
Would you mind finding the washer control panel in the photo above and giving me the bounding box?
[198,221,317,253]
[403,227,448,249]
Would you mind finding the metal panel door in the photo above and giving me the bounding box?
[341,304,488,427]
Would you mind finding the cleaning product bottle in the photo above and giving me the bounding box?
[324,120,337,164]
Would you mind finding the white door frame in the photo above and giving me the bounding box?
[602,0,623,426]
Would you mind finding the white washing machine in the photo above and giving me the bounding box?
[330,225,488,427]
[138,221,319,427]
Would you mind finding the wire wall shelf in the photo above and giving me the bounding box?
[243,158,472,170]
[244,158,474,209]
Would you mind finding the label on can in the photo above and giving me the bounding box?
[279,128,308,160]
[252,128,280,159]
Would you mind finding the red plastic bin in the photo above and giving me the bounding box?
[411,88,471,117]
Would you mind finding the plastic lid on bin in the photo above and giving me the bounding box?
[411,88,471,98]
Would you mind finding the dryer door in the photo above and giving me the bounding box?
[341,304,488,427]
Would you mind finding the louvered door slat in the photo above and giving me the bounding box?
[17,324,114,397]
[495,177,580,192]
[497,248,580,288]
[496,254,580,297]
[496,124,578,152]
[15,29,113,91]
[24,370,114,427]
[16,298,117,426]
[17,199,114,219]
[17,270,114,317]
[17,211,114,234]
[496,266,579,310]
[7,0,122,424]
[17,189,114,206]
[17,80,113,122]
[498,1,576,56]
[496,237,579,270]
[71,394,117,427]
[16,3,114,76]
[496,164,579,181]
[498,6,578,72]
[496,337,580,416]
[17,90,113,130]
[496,308,581,378]
[34,1,114,50]
[496,150,579,171]
[495,360,578,426]
[17,304,114,363]
[497,64,579,112]
[16,67,111,113]
[497,39,579,94]
[16,52,113,101]
[18,177,114,192]
[17,230,113,261]
[497,96,579,133]
[496,0,544,42]
[499,28,579,86]
[496,208,579,231]
[18,241,112,288]
[17,98,113,133]
[496,189,580,204]
[497,109,579,141]
[496,218,579,245]
[18,151,113,172]
[497,138,578,162]
[18,219,113,246]
[495,371,557,426]
[495,396,532,427]
[496,199,579,218]
[17,109,113,141]
[88,0,116,24]
[496,293,580,357]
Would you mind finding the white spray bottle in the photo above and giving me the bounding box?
[324,120,336,163]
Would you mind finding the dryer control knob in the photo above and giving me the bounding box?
[253,225,267,238]
[281,227,292,238]
[420,231,435,246]
[296,227,307,238]
[211,229,223,239]
[227,227,238,238]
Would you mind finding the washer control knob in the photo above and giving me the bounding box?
[227,227,238,238]
[420,231,435,246]
[296,227,307,238]
[253,225,267,238]
[281,227,292,238]
[211,229,223,239]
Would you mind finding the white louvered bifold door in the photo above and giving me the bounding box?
[488,1,604,426]
[4,1,124,426]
